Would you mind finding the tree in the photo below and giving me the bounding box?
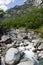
[0,9,3,18]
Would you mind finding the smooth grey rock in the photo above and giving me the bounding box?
[1,56,5,65]
[5,48,20,65]
[1,35,10,42]
[31,39,41,48]
[38,43,43,49]
[38,51,43,59]
[28,32,32,39]
[17,31,27,39]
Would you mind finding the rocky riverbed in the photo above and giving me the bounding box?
[0,29,43,65]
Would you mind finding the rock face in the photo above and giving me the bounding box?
[5,48,20,65]
[1,0,43,20]
[33,0,42,6]
[25,0,42,6]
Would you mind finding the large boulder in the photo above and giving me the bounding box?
[5,48,20,65]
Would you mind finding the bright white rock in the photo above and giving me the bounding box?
[1,56,5,65]
[5,48,20,64]
[32,39,40,46]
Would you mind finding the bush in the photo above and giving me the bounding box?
[0,7,43,36]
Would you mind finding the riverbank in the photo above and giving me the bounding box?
[1,29,43,65]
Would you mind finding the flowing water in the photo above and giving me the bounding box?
[39,61,43,65]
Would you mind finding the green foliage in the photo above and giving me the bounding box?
[0,7,43,37]
[0,10,3,18]
[36,26,43,38]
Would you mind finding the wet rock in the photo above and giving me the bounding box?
[19,42,24,47]
[31,39,41,48]
[38,51,43,60]
[17,61,34,65]
[5,48,20,65]
[24,40,30,45]
[8,29,17,41]
[38,43,43,49]
[24,46,38,62]
[19,40,30,47]
[18,46,25,52]
[38,39,43,49]
[18,42,38,63]
[15,43,20,48]
[1,56,5,65]
[1,29,43,65]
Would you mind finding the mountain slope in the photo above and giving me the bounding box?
[2,0,42,19]
[0,0,43,38]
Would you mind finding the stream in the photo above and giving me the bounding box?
[8,29,43,65]
[1,29,43,65]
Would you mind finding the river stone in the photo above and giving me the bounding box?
[5,48,20,65]
[28,33,32,39]
[38,51,43,59]
[1,35,10,42]
[18,46,25,52]
[1,56,5,65]
[6,41,17,48]
[17,31,27,39]
[17,61,34,65]
[38,43,43,49]
[24,40,30,45]
[31,39,40,47]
